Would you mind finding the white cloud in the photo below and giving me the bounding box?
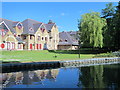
[61,13,65,16]
[49,16,53,17]
[58,25,63,29]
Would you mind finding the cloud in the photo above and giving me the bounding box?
[61,13,65,16]
[58,25,63,29]
[49,16,53,17]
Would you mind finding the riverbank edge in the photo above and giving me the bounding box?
[1,57,120,73]
[1,57,120,64]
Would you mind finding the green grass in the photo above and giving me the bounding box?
[1,50,118,63]
[0,50,95,63]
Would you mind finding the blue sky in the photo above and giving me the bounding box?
[2,2,118,32]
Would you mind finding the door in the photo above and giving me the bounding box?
[36,44,39,49]
[7,42,10,50]
[12,42,15,50]
[40,44,42,49]
[30,44,32,50]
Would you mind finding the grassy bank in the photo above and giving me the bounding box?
[1,50,95,63]
[0,50,118,63]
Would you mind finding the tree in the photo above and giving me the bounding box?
[102,2,116,48]
[114,1,120,49]
[78,11,106,48]
[102,2,115,18]
[102,2,120,50]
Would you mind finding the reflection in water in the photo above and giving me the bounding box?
[1,69,59,88]
[78,64,120,88]
[1,64,120,88]
[78,65,104,88]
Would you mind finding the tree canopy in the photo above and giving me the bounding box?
[79,11,106,48]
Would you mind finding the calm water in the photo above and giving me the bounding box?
[1,64,120,88]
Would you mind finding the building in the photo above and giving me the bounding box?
[58,31,79,50]
[0,18,59,50]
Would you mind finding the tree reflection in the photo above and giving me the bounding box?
[78,64,120,89]
[103,64,120,89]
[78,65,104,88]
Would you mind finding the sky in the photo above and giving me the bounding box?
[1,2,118,32]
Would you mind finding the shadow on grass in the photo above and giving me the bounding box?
[48,49,108,54]
[2,61,21,64]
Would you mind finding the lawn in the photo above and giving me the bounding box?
[0,50,96,63]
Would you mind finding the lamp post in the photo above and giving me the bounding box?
[78,31,81,58]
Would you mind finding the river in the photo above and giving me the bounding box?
[1,63,120,88]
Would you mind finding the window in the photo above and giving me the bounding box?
[18,35,21,37]
[45,37,47,41]
[30,35,32,40]
[7,42,10,50]
[17,23,22,29]
[18,44,21,49]
[29,27,34,33]
[40,25,45,33]
[38,36,40,40]
[60,39,62,42]
[12,42,15,50]
[23,36,26,39]
[14,33,16,37]
[42,37,44,40]
[65,39,67,42]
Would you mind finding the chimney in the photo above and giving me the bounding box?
[48,20,53,24]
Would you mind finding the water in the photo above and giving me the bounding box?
[1,64,120,88]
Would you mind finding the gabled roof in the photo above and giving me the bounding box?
[22,19,43,35]
[33,23,42,33]
[12,21,20,27]
[58,31,78,46]
[0,18,18,34]
[44,23,55,32]
[0,18,24,43]
[67,31,78,35]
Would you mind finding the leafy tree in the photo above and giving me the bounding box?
[78,11,106,48]
[114,1,120,49]
[102,2,116,48]
[102,2,120,49]
[102,2,115,18]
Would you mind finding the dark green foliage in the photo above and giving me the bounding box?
[102,2,120,49]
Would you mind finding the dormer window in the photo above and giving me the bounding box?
[40,25,45,33]
[17,23,22,29]
[59,39,62,42]
[14,33,16,37]
[65,39,67,42]
[29,27,34,32]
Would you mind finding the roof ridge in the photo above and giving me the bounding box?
[2,18,18,22]
[25,18,42,23]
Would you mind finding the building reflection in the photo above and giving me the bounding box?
[1,69,59,88]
